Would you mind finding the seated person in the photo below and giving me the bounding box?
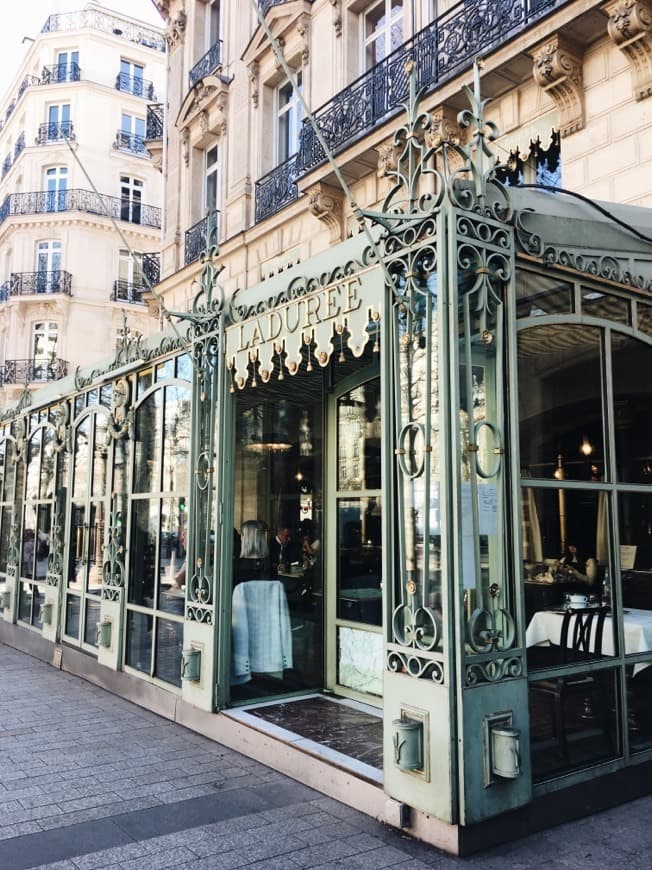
[233,520,271,585]
[269,525,299,575]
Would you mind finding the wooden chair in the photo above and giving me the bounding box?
[530,606,610,763]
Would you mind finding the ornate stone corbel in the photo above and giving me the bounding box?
[181,127,190,167]
[165,9,187,50]
[604,0,652,100]
[249,62,260,108]
[215,91,228,137]
[297,13,311,65]
[530,34,585,137]
[275,37,286,72]
[377,141,398,178]
[330,0,342,38]
[308,182,345,242]
[425,105,462,149]
[199,109,209,133]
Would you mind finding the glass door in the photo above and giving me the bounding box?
[327,370,383,702]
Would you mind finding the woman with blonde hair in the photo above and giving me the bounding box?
[233,520,271,584]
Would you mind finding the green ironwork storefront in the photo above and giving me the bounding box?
[1,68,652,852]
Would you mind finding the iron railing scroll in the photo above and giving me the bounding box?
[0,358,68,386]
[113,131,149,155]
[255,0,567,220]
[14,133,25,161]
[0,188,161,229]
[41,62,81,84]
[10,270,72,296]
[36,121,74,144]
[112,280,145,304]
[184,211,219,265]
[189,39,222,87]
[142,252,161,287]
[146,103,164,140]
[115,72,156,100]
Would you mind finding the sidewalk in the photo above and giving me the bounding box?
[0,643,650,870]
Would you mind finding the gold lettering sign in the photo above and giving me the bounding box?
[226,266,381,389]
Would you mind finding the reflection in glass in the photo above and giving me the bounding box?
[157,497,187,613]
[125,610,152,673]
[0,508,11,574]
[40,429,56,499]
[337,381,381,491]
[73,419,90,499]
[87,502,105,595]
[515,271,572,320]
[68,504,86,589]
[3,443,15,501]
[162,386,191,494]
[337,497,382,626]
[129,499,158,606]
[518,325,604,482]
[22,505,36,579]
[612,334,652,484]
[628,664,652,753]
[337,626,382,695]
[92,416,109,497]
[134,391,162,492]
[65,594,80,639]
[529,668,618,780]
[84,599,101,646]
[35,504,51,581]
[155,617,183,686]
[26,431,41,500]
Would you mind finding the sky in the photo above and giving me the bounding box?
[0,0,164,91]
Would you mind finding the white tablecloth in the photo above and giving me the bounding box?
[526,607,652,673]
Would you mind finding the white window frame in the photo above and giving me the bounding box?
[204,145,220,213]
[362,0,404,70]
[32,321,59,363]
[276,73,302,164]
[120,175,143,223]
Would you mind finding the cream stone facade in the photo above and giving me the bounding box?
[149,0,652,312]
[0,2,166,407]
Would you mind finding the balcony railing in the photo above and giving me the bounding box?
[112,280,146,304]
[115,72,156,100]
[41,62,81,84]
[36,121,74,144]
[146,103,164,140]
[10,270,72,296]
[1,156,11,179]
[113,131,149,156]
[0,358,68,386]
[255,0,566,222]
[255,154,301,224]
[17,75,40,99]
[14,133,25,160]
[41,10,165,52]
[0,188,161,229]
[142,252,160,286]
[184,210,219,266]
[5,101,15,122]
[189,39,222,87]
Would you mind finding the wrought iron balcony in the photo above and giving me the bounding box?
[189,39,222,87]
[0,188,161,229]
[14,133,25,161]
[112,280,146,304]
[0,358,68,386]
[142,252,160,286]
[41,10,165,52]
[17,75,40,99]
[255,0,567,221]
[9,270,72,296]
[5,101,15,122]
[146,103,164,140]
[113,131,149,156]
[255,154,301,224]
[115,72,156,100]
[1,156,11,179]
[36,121,74,144]
[41,62,81,84]
[184,210,219,266]
[0,281,9,302]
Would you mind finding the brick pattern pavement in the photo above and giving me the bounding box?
[1,644,651,869]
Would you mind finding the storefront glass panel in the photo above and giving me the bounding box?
[612,333,652,484]
[231,375,323,701]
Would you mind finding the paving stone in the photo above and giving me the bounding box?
[118,845,200,870]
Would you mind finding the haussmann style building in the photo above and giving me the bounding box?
[0,2,166,408]
[1,0,652,855]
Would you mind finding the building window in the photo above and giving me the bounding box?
[46,103,71,140]
[35,241,62,292]
[32,322,59,373]
[44,166,67,212]
[277,73,302,164]
[117,112,146,154]
[118,59,146,97]
[120,175,143,224]
[119,249,143,286]
[363,0,403,69]
[205,145,219,213]
[57,50,79,82]
[207,0,221,47]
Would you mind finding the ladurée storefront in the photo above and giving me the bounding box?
[1,69,651,852]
